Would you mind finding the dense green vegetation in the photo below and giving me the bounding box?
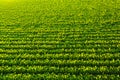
[0,0,120,79]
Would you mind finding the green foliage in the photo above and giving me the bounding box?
[0,0,120,79]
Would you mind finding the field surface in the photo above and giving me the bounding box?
[0,0,120,79]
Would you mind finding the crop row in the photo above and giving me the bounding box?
[0,36,119,40]
[0,33,119,36]
[1,29,113,33]
[0,44,118,50]
[0,66,120,74]
[0,25,119,29]
[0,73,119,80]
[0,33,119,37]
[0,53,119,60]
[0,40,119,44]
[0,48,119,54]
[0,59,119,67]
[0,30,119,34]
[0,37,120,42]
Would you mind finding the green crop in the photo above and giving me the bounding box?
[0,0,120,80]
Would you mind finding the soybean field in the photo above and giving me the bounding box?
[0,0,120,79]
